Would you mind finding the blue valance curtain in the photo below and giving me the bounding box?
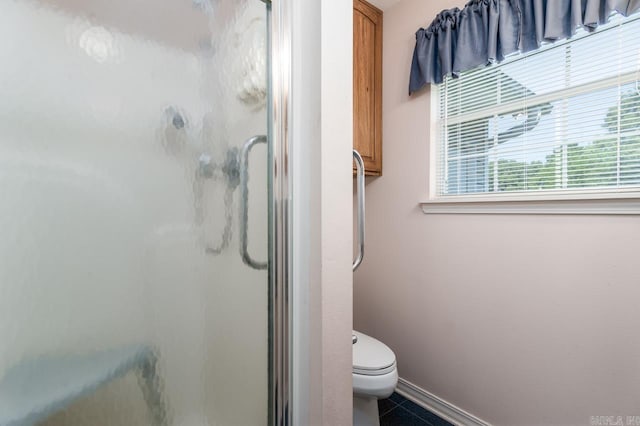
[409,0,640,94]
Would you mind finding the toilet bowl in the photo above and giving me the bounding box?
[352,331,398,426]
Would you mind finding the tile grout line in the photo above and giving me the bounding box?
[380,401,435,426]
[381,393,453,426]
[393,393,453,426]
[394,403,436,426]
[378,401,399,417]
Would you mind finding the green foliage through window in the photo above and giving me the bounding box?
[485,92,640,192]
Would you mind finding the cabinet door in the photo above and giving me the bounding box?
[353,0,382,176]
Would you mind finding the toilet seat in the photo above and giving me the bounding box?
[352,331,398,398]
[352,331,396,375]
[353,362,396,376]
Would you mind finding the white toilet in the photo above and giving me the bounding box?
[352,331,398,426]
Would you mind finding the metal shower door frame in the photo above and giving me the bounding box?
[266,0,293,425]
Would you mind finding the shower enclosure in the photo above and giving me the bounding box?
[0,0,292,424]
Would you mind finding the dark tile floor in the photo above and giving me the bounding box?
[378,392,454,426]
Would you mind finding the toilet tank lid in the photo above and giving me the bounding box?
[352,331,396,371]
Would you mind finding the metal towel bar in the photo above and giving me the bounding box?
[353,149,365,271]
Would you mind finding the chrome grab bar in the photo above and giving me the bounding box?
[353,149,365,271]
[240,135,268,270]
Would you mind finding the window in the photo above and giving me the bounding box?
[434,15,640,203]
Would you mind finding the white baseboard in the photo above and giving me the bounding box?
[395,378,492,426]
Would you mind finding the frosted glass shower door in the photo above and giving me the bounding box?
[0,0,270,425]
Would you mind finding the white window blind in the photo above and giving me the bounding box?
[436,14,640,199]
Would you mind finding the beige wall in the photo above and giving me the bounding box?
[353,0,640,425]
[293,0,353,424]
[321,0,354,425]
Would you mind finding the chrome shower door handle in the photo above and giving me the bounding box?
[353,149,365,271]
[240,135,268,270]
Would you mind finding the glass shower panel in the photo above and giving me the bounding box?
[0,0,269,425]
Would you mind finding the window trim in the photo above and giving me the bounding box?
[420,189,640,215]
[425,28,640,215]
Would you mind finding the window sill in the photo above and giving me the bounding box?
[420,193,640,215]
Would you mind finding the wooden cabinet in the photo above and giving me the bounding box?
[353,0,383,176]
